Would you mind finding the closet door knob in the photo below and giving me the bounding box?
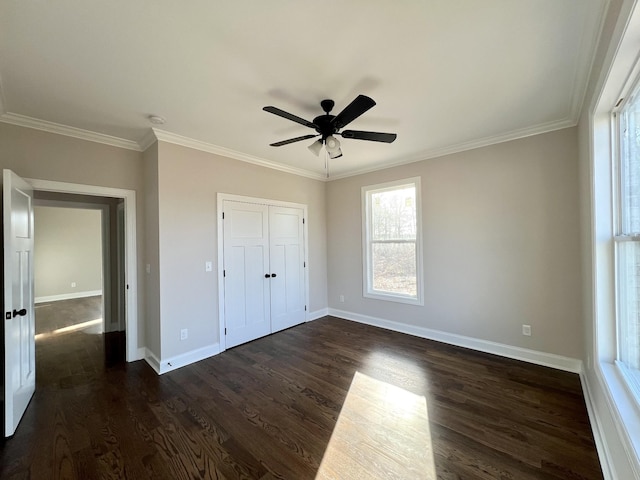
[271,273,277,278]
[264,274,271,278]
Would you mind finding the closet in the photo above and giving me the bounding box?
[222,199,306,348]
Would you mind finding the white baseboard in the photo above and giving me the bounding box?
[308,308,329,321]
[133,347,146,362]
[328,308,583,374]
[144,348,161,374]
[145,344,221,375]
[35,290,102,304]
[580,371,617,480]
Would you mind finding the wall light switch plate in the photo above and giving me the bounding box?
[205,261,213,272]
[522,324,531,336]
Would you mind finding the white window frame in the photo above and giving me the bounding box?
[589,0,640,474]
[613,77,640,407]
[362,177,424,306]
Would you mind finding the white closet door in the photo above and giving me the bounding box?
[269,206,305,333]
[223,201,271,348]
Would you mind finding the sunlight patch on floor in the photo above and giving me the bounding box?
[35,318,103,340]
[316,371,436,479]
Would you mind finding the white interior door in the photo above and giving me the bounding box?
[223,201,271,348]
[3,169,35,437]
[269,206,305,332]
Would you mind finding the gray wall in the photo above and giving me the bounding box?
[327,127,583,359]
[34,206,102,300]
[143,141,161,357]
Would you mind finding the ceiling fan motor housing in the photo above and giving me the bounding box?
[312,114,337,141]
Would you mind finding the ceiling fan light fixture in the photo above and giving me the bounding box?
[325,135,340,153]
[308,139,323,156]
[328,147,343,159]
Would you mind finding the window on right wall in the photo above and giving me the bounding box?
[615,80,640,401]
[362,177,423,306]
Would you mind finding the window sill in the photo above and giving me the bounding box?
[597,361,640,475]
[363,291,424,306]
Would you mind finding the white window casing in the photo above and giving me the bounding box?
[362,177,424,306]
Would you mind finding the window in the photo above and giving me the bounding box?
[362,177,423,305]
[615,80,640,398]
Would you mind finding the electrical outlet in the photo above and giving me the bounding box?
[339,295,345,302]
[180,329,188,341]
[71,282,77,288]
[205,261,213,272]
[522,324,531,336]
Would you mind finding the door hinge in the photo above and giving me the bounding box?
[126,284,129,290]
[223,270,226,277]
[304,261,306,268]
[305,305,307,311]
[222,212,225,219]
[303,218,305,224]
[225,328,227,335]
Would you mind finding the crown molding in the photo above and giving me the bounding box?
[0,112,142,151]
[328,117,577,181]
[0,111,577,183]
[151,128,326,181]
[138,128,158,151]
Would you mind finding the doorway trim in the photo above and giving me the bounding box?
[217,193,309,352]
[27,178,140,362]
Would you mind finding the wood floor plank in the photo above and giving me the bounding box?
[0,299,603,479]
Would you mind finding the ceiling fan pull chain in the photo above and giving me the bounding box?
[325,149,329,178]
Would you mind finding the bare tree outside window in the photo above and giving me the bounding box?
[371,187,417,296]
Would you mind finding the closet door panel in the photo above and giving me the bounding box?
[270,206,305,333]
[223,201,270,348]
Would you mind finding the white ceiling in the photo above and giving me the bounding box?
[0,1,608,180]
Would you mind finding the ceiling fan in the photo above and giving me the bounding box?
[263,94,397,159]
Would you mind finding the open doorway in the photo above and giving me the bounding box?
[27,177,138,363]
[33,192,126,367]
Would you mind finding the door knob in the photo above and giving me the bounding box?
[271,273,277,278]
[264,274,271,278]
[12,308,27,318]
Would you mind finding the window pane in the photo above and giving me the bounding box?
[371,186,416,241]
[620,95,640,234]
[372,242,416,296]
[618,240,640,369]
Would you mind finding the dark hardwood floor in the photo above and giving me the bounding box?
[34,295,103,335]
[0,310,602,479]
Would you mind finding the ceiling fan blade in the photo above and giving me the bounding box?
[331,95,376,129]
[340,130,397,143]
[263,106,317,129]
[270,134,318,147]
